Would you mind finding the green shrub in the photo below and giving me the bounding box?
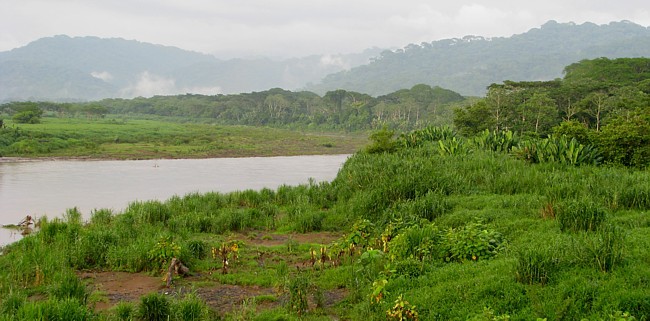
[90,208,114,226]
[49,273,88,304]
[137,292,170,321]
[186,240,208,260]
[574,224,626,272]
[365,127,397,154]
[127,201,171,226]
[388,224,442,262]
[557,199,608,233]
[287,273,310,316]
[113,301,136,321]
[514,245,559,285]
[399,191,451,222]
[292,210,324,233]
[616,292,650,320]
[617,179,650,210]
[438,137,470,156]
[399,126,455,148]
[0,291,25,315]
[172,293,209,321]
[472,129,519,153]
[512,135,602,166]
[16,298,92,321]
[443,222,504,262]
[69,228,118,269]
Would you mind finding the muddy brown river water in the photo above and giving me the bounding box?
[0,154,349,246]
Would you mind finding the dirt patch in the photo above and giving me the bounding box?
[79,271,163,310]
[79,231,348,315]
[194,284,279,313]
[81,271,347,316]
[234,231,344,247]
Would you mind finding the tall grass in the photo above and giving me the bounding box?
[556,199,608,233]
[137,293,170,321]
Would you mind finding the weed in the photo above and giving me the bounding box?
[386,294,419,321]
[514,245,558,285]
[172,293,209,321]
[113,301,136,321]
[556,199,607,233]
[137,292,170,321]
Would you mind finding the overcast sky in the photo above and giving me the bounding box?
[1,0,649,59]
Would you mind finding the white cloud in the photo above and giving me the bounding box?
[121,71,176,98]
[319,55,348,69]
[90,71,113,81]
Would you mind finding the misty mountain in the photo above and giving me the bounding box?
[305,20,650,96]
[0,35,381,102]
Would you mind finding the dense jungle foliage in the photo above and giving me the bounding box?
[454,57,650,167]
[0,84,466,132]
[1,124,649,320]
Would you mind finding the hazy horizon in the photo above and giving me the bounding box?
[2,0,649,59]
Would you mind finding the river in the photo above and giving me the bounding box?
[0,154,349,246]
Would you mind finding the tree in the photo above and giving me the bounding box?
[12,110,43,124]
[596,110,650,167]
[527,92,559,135]
[5,102,44,124]
[579,91,610,131]
[453,100,494,136]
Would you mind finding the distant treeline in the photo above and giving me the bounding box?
[0,85,466,131]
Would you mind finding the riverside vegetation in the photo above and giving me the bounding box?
[0,117,366,159]
[0,125,649,320]
[0,57,649,320]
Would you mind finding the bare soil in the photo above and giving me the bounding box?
[80,231,348,316]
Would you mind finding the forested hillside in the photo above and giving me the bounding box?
[307,20,650,96]
[0,35,381,102]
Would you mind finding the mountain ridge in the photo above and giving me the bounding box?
[305,20,650,96]
[0,35,381,102]
[1,20,649,102]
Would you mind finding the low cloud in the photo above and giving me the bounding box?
[319,54,349,69]
[120,71,223,97]
[121,71,176,97]
[90,71,113,81]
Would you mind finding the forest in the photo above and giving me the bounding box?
[0,57,649,320]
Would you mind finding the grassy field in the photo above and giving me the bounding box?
[1,127,649,320]
[0,116,368,159]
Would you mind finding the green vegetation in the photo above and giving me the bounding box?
[455,57,650,168]
[1,84,466,133]
[1,122,649,320]
[0,55,649,320]
[0,117,366,159]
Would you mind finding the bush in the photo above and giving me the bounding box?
[514,245,559,285]
[12,110,42,124]
[49,273,88,304]
[113,301,136,321]
[574,224,626,272]
[186,240,208,260]
[557,199,608,233]
[443,222,504,262]
[137,292,170,321]
[389,224,442,262]
[365,127,397,154]
[172,293,209,321]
